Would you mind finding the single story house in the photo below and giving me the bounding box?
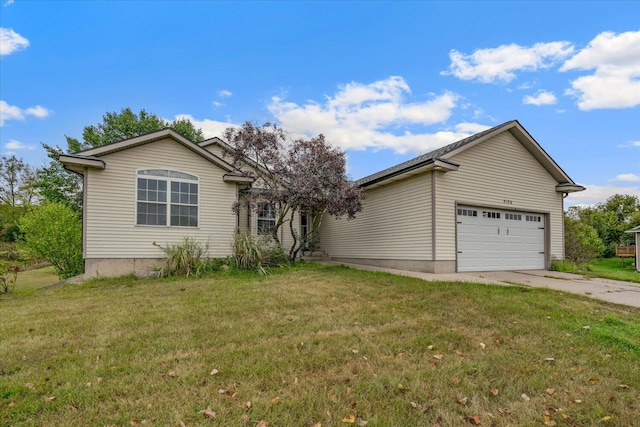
[625,226,640,271]
[60,120,584,277]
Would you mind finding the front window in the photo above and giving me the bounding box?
[136,170,198,227]
[257,202,276,235]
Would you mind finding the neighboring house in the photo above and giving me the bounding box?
[60,120,585,278]
[625,226,640,271]
[319,120,584,273]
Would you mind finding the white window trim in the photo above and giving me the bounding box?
[257,202,276,235]
[135,169,200,228]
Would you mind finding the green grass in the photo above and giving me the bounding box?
[1,264,639,426]
[553,257,640,283]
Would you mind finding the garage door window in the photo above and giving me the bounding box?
[505,213,522,220]
[526,215,541,222]
[482,211,501,219]
[457,208,477,217]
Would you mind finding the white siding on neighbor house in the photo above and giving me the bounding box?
[435,131,564,263]
[85,138,238,259]
[319,173,433,260]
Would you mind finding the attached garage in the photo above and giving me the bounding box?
[319,120,585,273]
[456,206,545,272]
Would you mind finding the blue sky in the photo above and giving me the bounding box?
[1,1,639,206]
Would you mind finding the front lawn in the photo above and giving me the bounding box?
[1,264,638,426]
[553,257,640,283]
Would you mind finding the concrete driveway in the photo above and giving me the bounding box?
[328,262,640,308]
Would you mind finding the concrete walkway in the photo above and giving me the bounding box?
[326,262,640,308]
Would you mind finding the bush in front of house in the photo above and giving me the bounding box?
[231,230,288,274]
[19,203,83,279]
[154,236,213,277]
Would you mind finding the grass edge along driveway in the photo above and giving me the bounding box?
[1,264,639,426]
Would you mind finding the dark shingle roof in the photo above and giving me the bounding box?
[356,120,517,187]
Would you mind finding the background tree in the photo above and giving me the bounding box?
[223,122,364,261]
[567,194,640,257]
[0,155,39,242]
[35,108,206,209]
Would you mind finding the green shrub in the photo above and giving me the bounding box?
[0,263,18,294]
[19,203,83,279]
[154,236,212,277]
[231,230,287,274]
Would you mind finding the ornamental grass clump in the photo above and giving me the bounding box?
[154,236,211,277]
[231,230,287,274]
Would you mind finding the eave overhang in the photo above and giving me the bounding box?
[361,158,459,190]
[58,154,106,174]
[555,183,586,193]
[223,174,255,184]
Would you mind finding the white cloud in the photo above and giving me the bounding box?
[0,27,29,55]
[561,30,640,110]
[0,100,51,126]
[171,114,237,139]
[5,139,34,150]
[4,0,15,7]
[267,76,475,154]
[566,183,640,206]
[212,101,224,108]
[523,90,558,106]
[442,41,574,83]
[615,173,640,182]
[219,90,233,97]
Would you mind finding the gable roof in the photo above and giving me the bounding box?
[357,120,583,192]
[59,128,250,180]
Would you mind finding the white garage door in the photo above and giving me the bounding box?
[456,206,545,272]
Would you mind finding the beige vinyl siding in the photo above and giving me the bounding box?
[84,138,238,259]
[201,143,226,159]
[436,131,564,262]
[248,204,301,249]
[319,173,432,260]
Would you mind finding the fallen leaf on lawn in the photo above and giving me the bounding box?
[312,423,322,427]
[497,408,511,415]
[331,395,338,403]
[97,377,103,382]
[245,401,252,410]
[198,406,217,418]
[583,326,590,330]
[25,383,34,391]
[130,419,147,425]
[86,382,91,388]
[544,358,555,362]
[356,418,368,426]
[44,396,56,402]
[397,383,405,390]
[427,345,434,350]
[543,420,556,426]
[256,421,268,427]
[342,414,355,423]
[210,369,219,376]
[351,349,358,354]
[218,388,236,397]
[241,413,250,422]
[490,388,499,396]
[589,377,598,384]
[411,402,418,408]
[270,397,280,406]
[433,353,443,360]
[574,399,582,403]
[457,397,468,405]
[546,388,556,395]
[468,415,481,425]
[601,416,611,421]
[479,343,486,350]
[168,371,177,377]
[180,422,186,427]
[521,393,531,402]
[495,337,501,344]
[453,378,460,385]
[618,384,629,389]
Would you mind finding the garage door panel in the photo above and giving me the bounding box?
[457,205,545,272]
